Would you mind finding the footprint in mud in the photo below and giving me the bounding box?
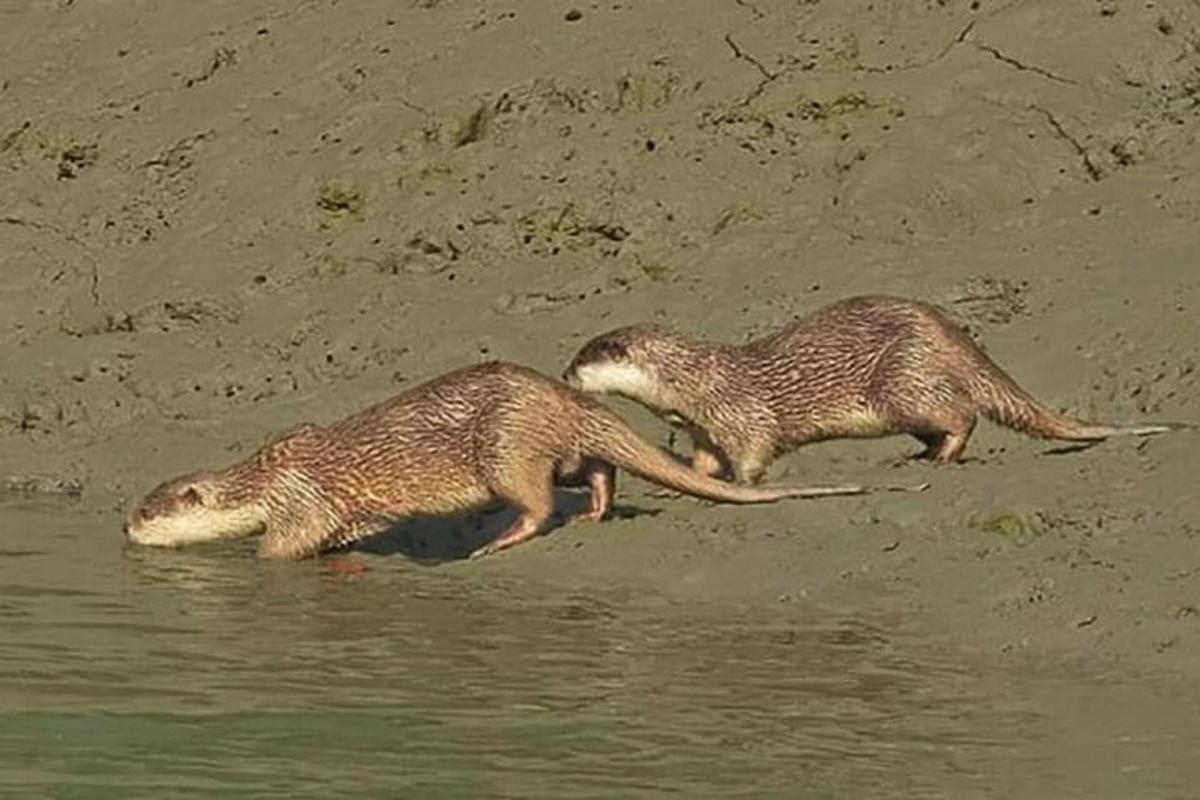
[944,276,1030,328]
[493,289,599,315]
[3,473,84,497]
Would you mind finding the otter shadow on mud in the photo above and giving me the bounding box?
[352,490,661,563]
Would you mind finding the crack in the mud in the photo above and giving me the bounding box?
[88,263,101,306]
[398,94,432,117]
[3,214,104,305]
[859,20,976,74]
[723,33,785,105]
[946,20,977,56]
[724,33,776,81]
[732,0,765,20]
[974,42,1078,86]
[1031,106,1102,181]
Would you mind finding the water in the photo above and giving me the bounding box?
[1,501,1197,798]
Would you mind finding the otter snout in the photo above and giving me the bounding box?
[121,507,143,541]
[562,360,658,399]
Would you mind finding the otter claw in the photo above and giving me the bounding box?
[469,544,497,560]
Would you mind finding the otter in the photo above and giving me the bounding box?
[562,295,1176,482]
[125,361,865,559]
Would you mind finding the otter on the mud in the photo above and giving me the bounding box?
[125,362,866,560]
[562,295,1176,482]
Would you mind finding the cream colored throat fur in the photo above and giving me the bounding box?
[126,504,267,548]
[574,362,668,408]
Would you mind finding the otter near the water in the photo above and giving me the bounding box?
[125,361,865,560]
[562,295,1176,482]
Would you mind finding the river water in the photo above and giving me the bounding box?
[1,501,1197,798]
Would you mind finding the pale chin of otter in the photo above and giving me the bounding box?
[125,505,266,548]
[569,361,659,400]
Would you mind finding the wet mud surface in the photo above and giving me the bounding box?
[2,0,1199,683]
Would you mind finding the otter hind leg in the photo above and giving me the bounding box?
[879,373,977,464]
[911,431,945,461]
[905,412,977,464]
[930,418,975,463]
[470,459,557,558]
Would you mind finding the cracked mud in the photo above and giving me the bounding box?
[1,0,1199,682]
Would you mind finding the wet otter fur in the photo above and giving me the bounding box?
[125,361,865,559]
[563,295,1176,482]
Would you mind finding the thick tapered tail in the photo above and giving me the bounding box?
[579,409,863,503]
[967,356,1175,442]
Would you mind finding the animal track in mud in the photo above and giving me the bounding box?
[143,298,243,331]
[990,577,1058,618]
[493,286,612,316]
[64,297,243,337]
[3,473,84,497]
[1094,355,1197,416]
[0,387,88,438]
[514,204,629,259]
[490,70,698,121]
[181,46,237,89]
[91,130,215,248]
[171,370,300,410]
[57,143,99,179]
[698,91,901,165]
[402,69,699,155]
[944,276,1030,330]
[358,200,632,281]
[376,231,462,275]
[143,130,214,190]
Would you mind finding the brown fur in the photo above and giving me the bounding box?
[563,295,1175,482]
[125,362,864,559]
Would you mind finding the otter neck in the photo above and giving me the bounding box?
[214,459,274,532]
[643,338,736,427]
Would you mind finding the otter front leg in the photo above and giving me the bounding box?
[258,514,377,559]
[688,427,730,478]
[648,428,725,499]
[725,437,777,485]
[256,492,349,559]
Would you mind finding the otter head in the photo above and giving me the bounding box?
[124,470,267,548]
[562,325,681,407]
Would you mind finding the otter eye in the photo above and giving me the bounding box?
[181,486,202,506]
[591,340,627,362]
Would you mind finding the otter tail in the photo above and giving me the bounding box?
[578,407,864,503]
[965,354,1176,442]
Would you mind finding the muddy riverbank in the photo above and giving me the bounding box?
[2,0,1199,684]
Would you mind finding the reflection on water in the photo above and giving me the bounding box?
[1,501,1197,798]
